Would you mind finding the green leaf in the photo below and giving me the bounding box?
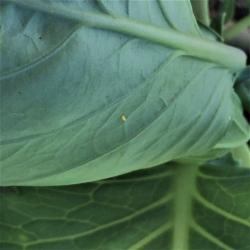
[190,0,210,26]
[211,0,235,35]
[235,67,250,114]
[223,0,235,23]
[0,0,249,186]
[1,157,250,250]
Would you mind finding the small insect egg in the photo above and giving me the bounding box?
[121,114,127,122]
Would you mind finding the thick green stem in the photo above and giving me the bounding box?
[191,0,211,26]
[7,0,246,71]
[172,164,199,250]
[231,144,250,168]
[224,15,250,41]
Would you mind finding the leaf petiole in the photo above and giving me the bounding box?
[7,0,246,70]
[224,15,250,41]
[231,143,250,168]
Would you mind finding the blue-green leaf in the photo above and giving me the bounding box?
[0,0,249,185]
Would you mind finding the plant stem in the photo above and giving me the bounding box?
[224,15,250,41]
[191,0,210,26]
[7,0,246,71]
[172,164,199,250]
[231,144,250,168]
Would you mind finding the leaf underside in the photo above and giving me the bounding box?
[1,2,249,249]
[0,157,250,250]
[0,0,249,186]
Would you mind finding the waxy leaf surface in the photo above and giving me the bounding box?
[0,0,249,185]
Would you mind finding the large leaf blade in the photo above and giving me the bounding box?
[0,0,249,185]
[0,157,250,249]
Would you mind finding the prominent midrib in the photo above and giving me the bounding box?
[172,164,199,250]
[7,0,246,70]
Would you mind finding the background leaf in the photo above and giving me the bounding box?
[235,66,250,114]
[211,0,235,35]
[1,156,250,250]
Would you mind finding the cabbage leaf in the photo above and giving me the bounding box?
[0,157,250,249]
[0,0,249,185]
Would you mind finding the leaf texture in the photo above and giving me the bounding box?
[0,157,250,249]
[0,0,249,185]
